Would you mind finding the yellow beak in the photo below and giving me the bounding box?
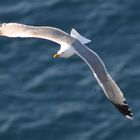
[53,54,59,58]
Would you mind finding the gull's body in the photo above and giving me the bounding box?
[0,23,133,119]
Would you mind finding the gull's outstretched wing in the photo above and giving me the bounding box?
[72,40,133,119]
[0,23,74,45]
[0,23,133,119]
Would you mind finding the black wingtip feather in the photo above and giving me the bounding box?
[111,101,133,120]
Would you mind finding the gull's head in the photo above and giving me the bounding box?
[54,44,76,58]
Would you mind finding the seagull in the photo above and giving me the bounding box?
[0,23,133,119]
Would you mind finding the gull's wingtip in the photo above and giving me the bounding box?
[0,23,6,35]
[126,115,133,120]
[111,101,133,120]
[0,24,3,35]
[0,23,5,26]
[0,23,26,37]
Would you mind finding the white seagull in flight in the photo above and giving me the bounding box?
[0,23,133,119]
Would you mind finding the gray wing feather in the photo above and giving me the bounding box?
[0,23,74,45]
[101,75,125,104]
[72,40,133,119]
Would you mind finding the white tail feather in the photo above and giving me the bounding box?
[70,28,91,44]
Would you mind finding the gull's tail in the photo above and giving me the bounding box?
[70,29,91,45]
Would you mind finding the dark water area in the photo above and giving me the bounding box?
[0,0,140,140]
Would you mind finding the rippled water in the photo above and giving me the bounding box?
[0,0,140,140]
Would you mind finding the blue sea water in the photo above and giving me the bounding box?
[0,0,140,139]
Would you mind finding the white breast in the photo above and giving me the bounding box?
[57,43,76,58]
